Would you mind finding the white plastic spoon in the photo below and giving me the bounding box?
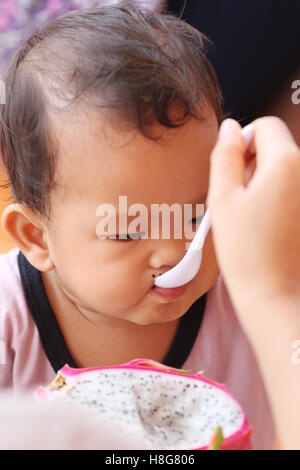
[154,123,255,288]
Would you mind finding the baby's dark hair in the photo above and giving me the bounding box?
[0,2,223,222]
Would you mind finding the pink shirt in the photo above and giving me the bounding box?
[0,247,276,449]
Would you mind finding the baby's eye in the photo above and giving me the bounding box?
[189,216,204,225]
[114,231,146,241]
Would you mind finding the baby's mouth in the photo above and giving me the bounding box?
[150,283,187,300]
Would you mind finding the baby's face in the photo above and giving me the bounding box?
[43,107,220,325]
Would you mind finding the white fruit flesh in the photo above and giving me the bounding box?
[57,369,244,449]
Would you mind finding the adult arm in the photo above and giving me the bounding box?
[207,117,300,449]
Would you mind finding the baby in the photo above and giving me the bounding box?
[0,4,275,449]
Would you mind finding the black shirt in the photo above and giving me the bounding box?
[17,250,206,372]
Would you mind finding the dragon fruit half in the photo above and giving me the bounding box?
[35,358,253,450]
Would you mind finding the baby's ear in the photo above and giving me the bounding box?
[1,203,53,272]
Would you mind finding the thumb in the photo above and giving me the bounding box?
[208,119,245,208]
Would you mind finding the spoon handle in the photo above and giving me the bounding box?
[154,124,255,288]
[188,208,211,251]
[187,123,255,251]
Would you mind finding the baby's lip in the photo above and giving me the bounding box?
[151,284,187,300]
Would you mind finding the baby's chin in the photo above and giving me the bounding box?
[126,296,193,326]
[130,313,181,326]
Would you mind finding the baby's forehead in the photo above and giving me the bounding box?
[51,108,216,207]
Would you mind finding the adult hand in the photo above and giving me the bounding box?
[207,116,300,309]
[207,116,300,450]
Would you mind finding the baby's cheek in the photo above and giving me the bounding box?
[82,262,141,310]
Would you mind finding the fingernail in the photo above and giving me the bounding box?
[218,119,237,139]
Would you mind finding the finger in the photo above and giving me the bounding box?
[208,119,245,207]
[253,116,299,170]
